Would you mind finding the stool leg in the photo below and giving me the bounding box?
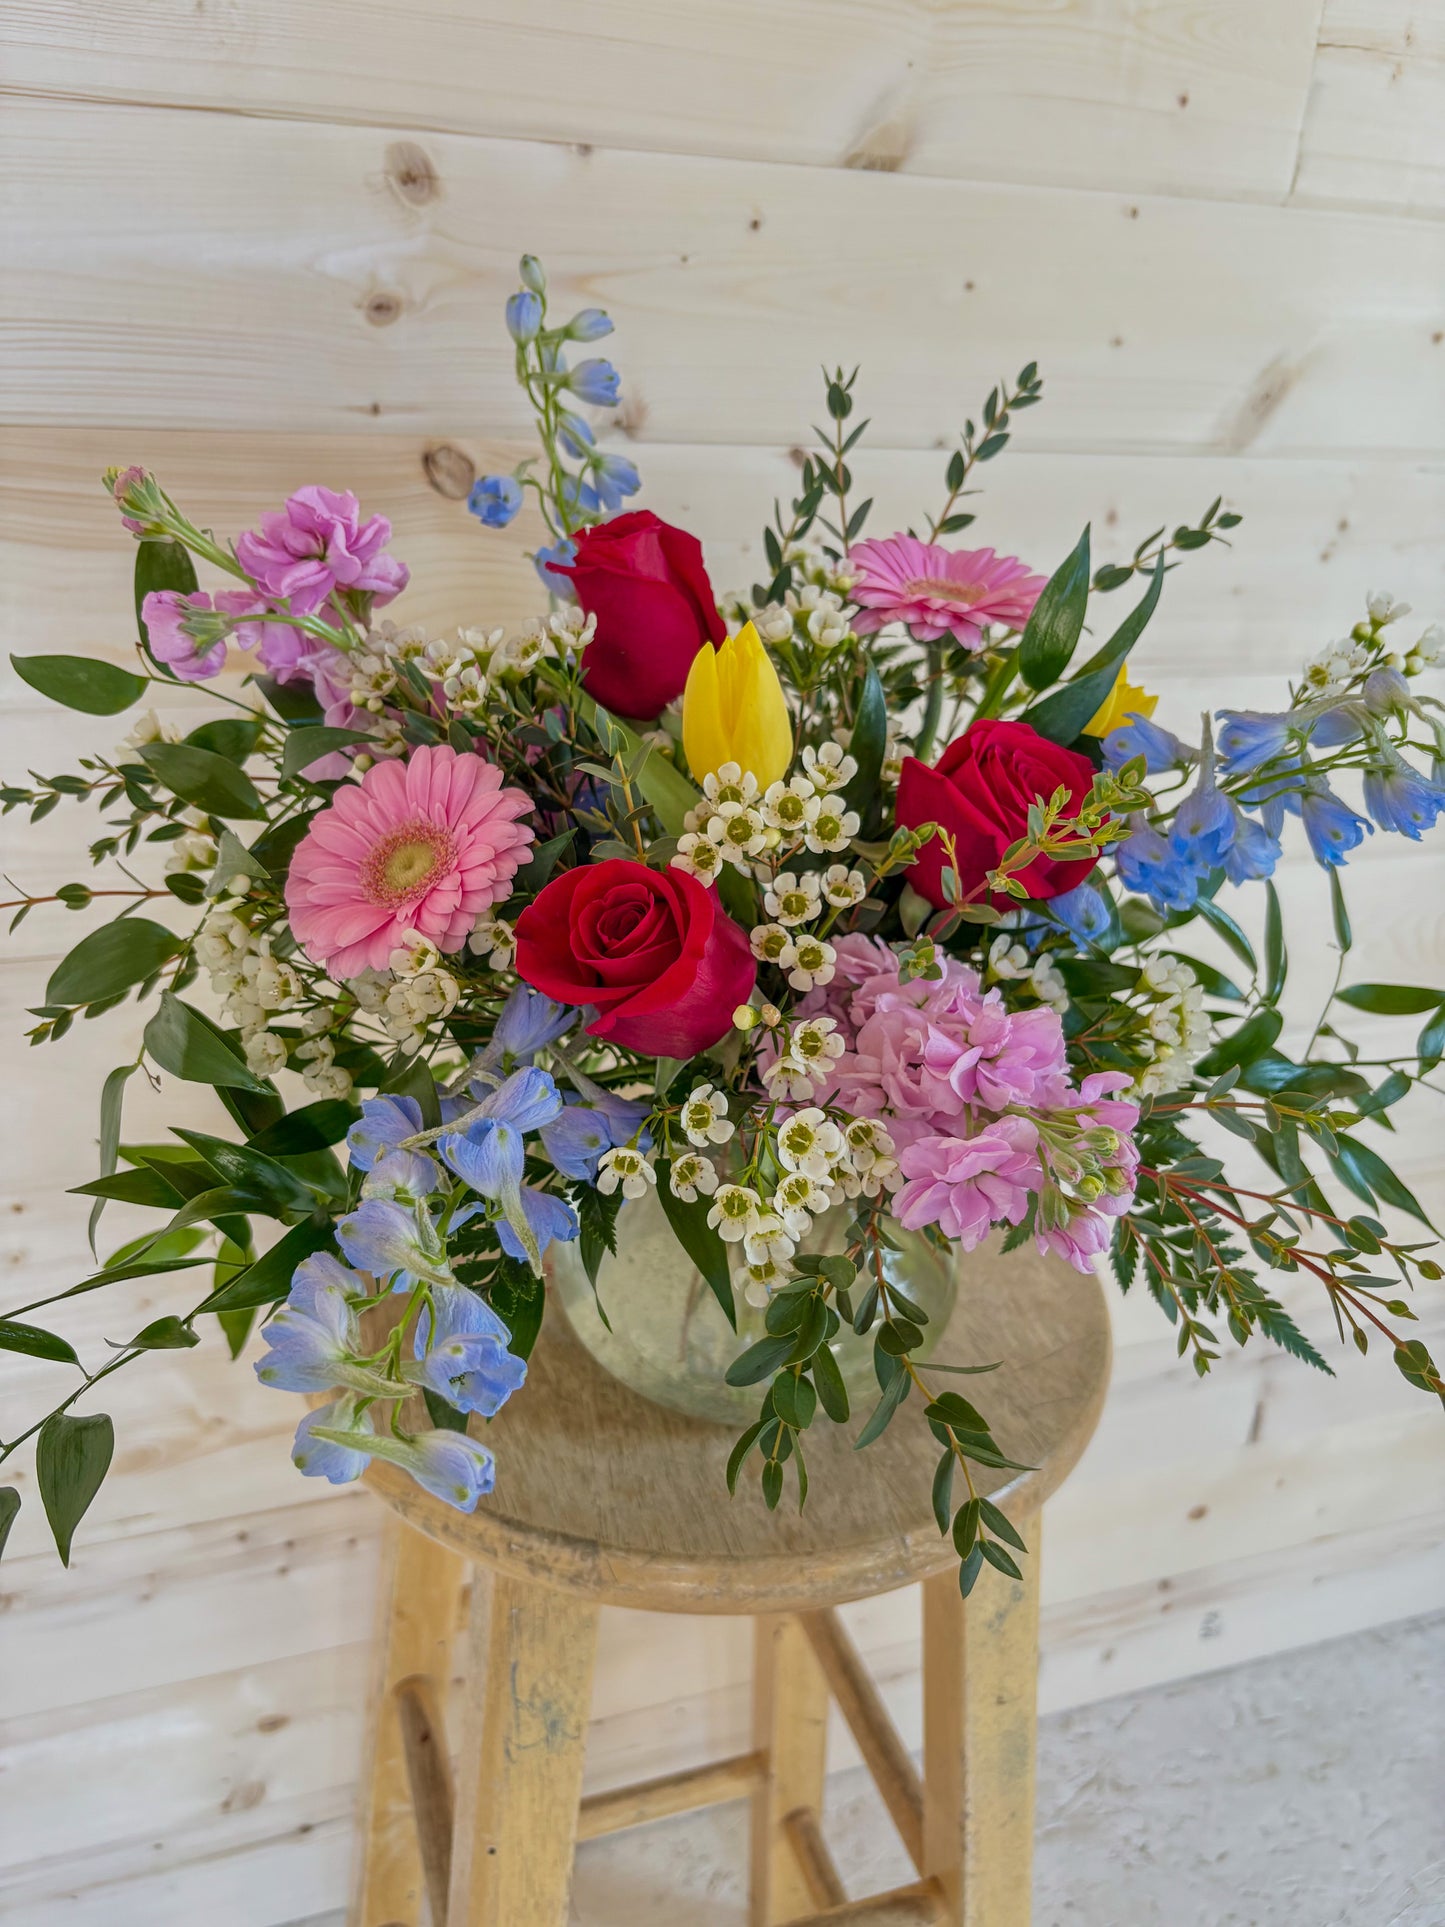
[921,1511,1042,1927]
[355,1516,467,1927]
[447,1567,598,1925]
[749,1613,831,1925]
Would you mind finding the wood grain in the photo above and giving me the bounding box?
[1293,2,1445,215]
[0,0,1331,205]
[4,101,1443,452]
[751,1616,832,1923]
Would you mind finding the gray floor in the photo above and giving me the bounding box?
[568,1613,1445,1926]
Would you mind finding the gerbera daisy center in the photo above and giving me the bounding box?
[902,575,990,606]
[360,820,457,906]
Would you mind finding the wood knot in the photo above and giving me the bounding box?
[363,288,405,328]
[385,141,441,207]
[423,443,476,500]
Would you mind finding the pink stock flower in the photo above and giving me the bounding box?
[236,487,409,617]
[111,465,149,536]
[848,535,1046,647]
[214,590,310,683]
[895,1119,1041,1248]
[142,589,228,681]
[285,745,533,979]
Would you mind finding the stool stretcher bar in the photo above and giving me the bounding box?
[786,1878,948,1926]
[577,1751,767,1841]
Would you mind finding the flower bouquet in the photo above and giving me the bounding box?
[4,254,1443,1598]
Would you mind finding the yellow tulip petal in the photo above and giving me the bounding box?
[1083,665,1159,738]
[681,621,793,787]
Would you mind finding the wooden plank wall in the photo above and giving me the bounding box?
[1,5,1443,1920]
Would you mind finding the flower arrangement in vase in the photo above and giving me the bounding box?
[3,254,1443,1599]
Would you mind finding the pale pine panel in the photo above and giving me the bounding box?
[1293,2,1445,216]
[1,0,1327,204]
[4,100,1444,451]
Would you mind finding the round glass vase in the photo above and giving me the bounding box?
[547,1182,958,1426]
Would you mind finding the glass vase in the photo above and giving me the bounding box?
[547,1183,958,1425]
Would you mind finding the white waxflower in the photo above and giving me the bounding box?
[804,799,859,855]
[244,1031,288,1077]
[548,604,597,652]
[750,922,797,968]
[165,830,217,875]
[776,1107,844,1179]
[755,604,795,645]
[764,1018,845,1100]
[761,777,821,837]
[707,800,769,867]
[764,870,822,927]
[743,1211,796,1269]
[300,1005,334,1036]
[773,1169,830,1237]
[668,1151,719,1202]
[671,833,724,884]
[468,916,516,968]
[821,863,867,909]
[1407,622,1444,672]
[389,929,443,978]
[597,1146,658,1200]
[701,763,760,809]
[348,966,394,1011]
[679,1083,734,1147]
[787,933,835,992]
[803,741,857,794]
[1029,955,1069,1011]
[986,934,1031,981]
[707,1183,764,1243]
[805,595,850,650]
[118,707,180,759]
[742,1259,786,1309]
[1367,590,1410,626]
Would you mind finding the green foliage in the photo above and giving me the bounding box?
[1020,557,1163,743]
[197,1219,338,1313]
[0,1489,18,1563]
[656,1165,736,1330]
[140,743,265,820]
[1017,527,1091,690]
[279,725,374,778]
[36,1412,114,1567]
[144,992,271,1093]
[11,653,148,716]
[0,1318,80,1365]
[841,664,886,817]
[1336,983,1445,1017]
[46,918,181,1009]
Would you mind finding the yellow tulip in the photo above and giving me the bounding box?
[682,620,793,789]
[1083,665,1159,738]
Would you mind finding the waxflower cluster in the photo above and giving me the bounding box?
[5,254,1442,1604]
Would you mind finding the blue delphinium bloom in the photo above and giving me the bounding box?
[557,410,596,461]
[504,289,543,344]
[1115,820,1201,913]
[362,1147,441,1201]
[1103,714,1193,775]
[558,472,601,519]
[1306,705,1364,748]
[487,985,573,1070]
[1047,880,1114,943]
[566,357,622,407]
[540,1102,614,1180]
[1362,666,1411,716]
[496,1187,579,1264]
[566,308,614,342]
[1170,764,1236,870]
[347,1095,424,1173]
[411,1285,526,1418]
[1362,758,1445,839]
[1299,783,1373,867]
[441,1068,565,1270]
[534,538,578,599]
[255,1252,372,1394]
[1221,811,1282,886]
[395,1430,497,1511]
[1215,710,1293,774]
[591,452,642,512]
[291,1397,374,1485]
[336,1197,453,1290]
[468,475,524,529]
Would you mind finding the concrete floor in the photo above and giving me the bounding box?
[569,1612,1445,1926]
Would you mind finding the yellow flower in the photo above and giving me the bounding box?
[1083,665,1159,738]
[682,620,793,789]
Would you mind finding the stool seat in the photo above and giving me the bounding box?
[363,1236,1112,1615]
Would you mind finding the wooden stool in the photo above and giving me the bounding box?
[352,1240,1111,1927]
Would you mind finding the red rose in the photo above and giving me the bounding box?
[896,719,1098,910]
[514,858,755,1058]
[558,510,725,721]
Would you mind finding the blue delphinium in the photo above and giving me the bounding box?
[254,1253,393,1397]
[347,1095,424,1172]
[467,475,523,529]
[1362,756,1445,839]
[1046,880,1114,943]
[1115,819,1202,913]
[389,1430,497,1511]
[1103,714,1194,776]
[534,538,577,598]
[481,984,573,1073]
[336,1197,454,1290]
[496,1187,579,1263]
[1169,748,1237,870]
[504,289,543,344]
[1216,710,1293,774]
[540,1102,614,1180]
[565,307,614,342]
[566,358,622,407]
[591,452,642,512]
[1299,783,1373,867]
[291,1398,375,1485]
[557,410,596,461]
[362,1147,442,1201]
[440,1066,566,1269]
[410,1285,526,1417]
[1221,811,1282,885]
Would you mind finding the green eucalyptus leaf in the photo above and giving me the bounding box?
[188,717,263,760]
[46,920,182,1009]
[140,743,265,820]
[11,653,148,716]
[143,992,271,1093]
[279,726,373,779]
[36,1412,115,1567]
[1017,527,1090,690]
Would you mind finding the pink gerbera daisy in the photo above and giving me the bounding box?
[848,534,1046,647]
[285,745,533,978]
